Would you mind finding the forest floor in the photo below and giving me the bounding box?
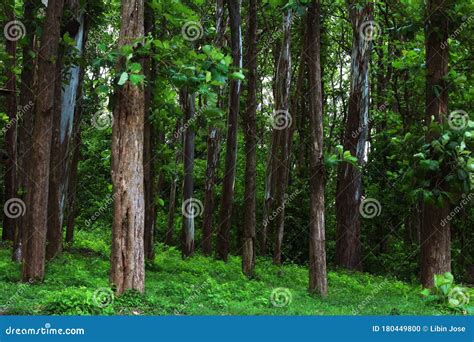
[0,229,453,316]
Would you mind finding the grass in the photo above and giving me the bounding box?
[0,230,454,316]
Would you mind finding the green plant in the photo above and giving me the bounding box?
[420,272,473,314]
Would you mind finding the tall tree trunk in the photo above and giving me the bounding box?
[242,0,258,276]
[22,0,65,282]
[46,3,87,259]
[143,2,156,260]
[421,0,451,288]
[202,0,227,256]
[307,0,328,296]
[15,0,38,261]
[2,0,18,243]
[334,1,373,271]
[181,90,196,258]
[272,10,292,265]
[110,0,146,295]
[216,0,242,261]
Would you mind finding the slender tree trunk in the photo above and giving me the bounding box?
[181,90,196,258]
[242,0,258,276]
[202,0,227,256]
[143,3,156,260]
[2,0,17,243]
[22,0,65,282]
[334,1,373,271]
[216,0,242,261]
[110,0,146,295]
[421,0,451,288]
[273,10,292,265]
[15,0,38,261]
[307,0,328,296]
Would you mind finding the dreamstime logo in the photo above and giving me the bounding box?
[448,287,469,308]
[1,101,34,135]
[181,21,203,41]
[448,110,469,131]
[182,198,203,219]
[270,288,292,308]
[441,193,473,227]
[91,110,113,130]
[271,110,292,130]
[441,15,474,49]
[263,189,301,227]
[3,198,26,219]
[359,197,381,219]
[4,20,26,41]
[360,20,381,41]
[92,288,114,308]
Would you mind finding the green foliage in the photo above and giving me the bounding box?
[421,272,473,315]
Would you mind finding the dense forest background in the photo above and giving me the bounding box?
[0,0,473,315]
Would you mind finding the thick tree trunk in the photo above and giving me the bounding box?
[307,0,328,296]
[22,0,65,282]
[334,1,373,271]
[181,90,196,258]
[15,0,38,262]
[272,10,292,265]
[143,3,156,260]
[242,0,258,276]
[46,4,87,259]
[2,1,18,243]
[216,0,242,261]
[421,0,451,288]
[110,0,146,295]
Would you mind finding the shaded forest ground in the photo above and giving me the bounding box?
[0,229,452,315]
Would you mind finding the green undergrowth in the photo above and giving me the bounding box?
[0,231,457,316]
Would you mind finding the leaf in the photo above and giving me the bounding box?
[118,72,129,85]
[229,72,245,80]
[129,74,145,85]
[129,62,142,73]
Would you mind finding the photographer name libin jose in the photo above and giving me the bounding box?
[372,325,466,333]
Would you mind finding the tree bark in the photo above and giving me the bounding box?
[334,1,373,271]
[2,0,18,243]
[307,0,328,296]
[15,0,38,262]
[181,89,196,258]
[216,0,242,261]
[110,0,146,295]
[22,0,65,282]
[421,0,451,288]
[242,0,258,276]
[272,10,292,265]
[144,2,156,260]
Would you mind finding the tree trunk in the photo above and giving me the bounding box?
[202,0,227,256]
[334,1,373,271]
[216,0,242,261]
[2,0,18,243]
[242,0,258,276]
[181,90,196,258]
[272,10,292,265]
[110,0,146,295]
[15,0,38,262]
[307,0,328,296]
[421,0,451,288]
[22,0,65,282]
[144,3,156,260]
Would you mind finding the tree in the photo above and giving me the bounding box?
[216,0,242,261]
[242,0,258,276]
[306,0,327,296]
[2,0,17,243]
[335,0,373,270]
[202,0,227,257]
[272,9,292,265]
[181,89,196,258]
[22,0,65,282]
[420,0,451,288]
[110,0,146,294]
